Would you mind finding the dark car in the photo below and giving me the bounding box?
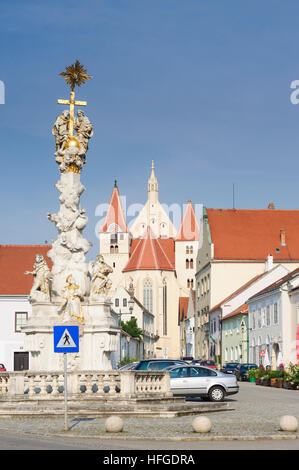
[134,359,187,371]
[220,362,240,374]
[234,363,258,381]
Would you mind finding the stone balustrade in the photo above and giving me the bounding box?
[0,370,172,400]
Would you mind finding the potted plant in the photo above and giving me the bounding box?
[288,363,299,390]
[247,368,257,383]
[255,365,266,385]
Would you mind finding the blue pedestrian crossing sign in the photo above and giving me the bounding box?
[53,325,79,353]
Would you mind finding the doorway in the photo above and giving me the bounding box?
[14,352,29,371]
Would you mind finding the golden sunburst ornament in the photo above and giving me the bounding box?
[60,60,92,91]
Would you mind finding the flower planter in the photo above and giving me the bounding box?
[255,378,261,385]
[270,378,277,386]
[275,380,283,388]
[263,379,270,386]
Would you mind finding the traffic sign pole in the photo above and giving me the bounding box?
[53,326,79,432]
[64,352,68,432]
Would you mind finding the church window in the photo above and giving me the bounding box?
[187,279,190,288]
[110,233,118,244]
[143,279,153,313]
[110,245,115,254]
[186,246,190,254]
[163,283,167,336]
[189,246,193,254]
[190,279,194,289]
[186,259,189,269]
[190,259,194,269]
[115,245,119,254]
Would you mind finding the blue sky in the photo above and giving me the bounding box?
[1,0,299,259]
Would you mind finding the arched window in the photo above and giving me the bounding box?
[190,279,194,289]
[143,279,153,313]
[110,245,115,254]
[190,259,194,269]
[189,246,193,254]
[187,279,190,289]
[186,259,189,269]
[186,246,190,254]
[115,245,119,254]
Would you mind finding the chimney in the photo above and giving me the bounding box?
[280,229,286,246]
[265,254,273,272]
[268,202,275,209]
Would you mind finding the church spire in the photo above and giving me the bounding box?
[147,160,159,203]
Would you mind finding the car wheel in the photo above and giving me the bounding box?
[208,386,225,402]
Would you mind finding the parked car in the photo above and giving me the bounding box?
[118,362,139,370]
[220,362,240,374]
[181,356,194,363]
[0,364,6,372]
[134,359,187,370]
[234,363,258,381]
[167,364,239,401]
[199,360,217,370]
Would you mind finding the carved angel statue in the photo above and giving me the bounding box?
[60,274,84,322]
[25,254,51,302]
[74,109,93,154]
[52,110,70,153]
[89,255,113,298]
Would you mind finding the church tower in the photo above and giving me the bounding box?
[98,181,131,292]
[175,200,200,294]
[130,161,177,239]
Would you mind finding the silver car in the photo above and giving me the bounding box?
[167,365,239,401]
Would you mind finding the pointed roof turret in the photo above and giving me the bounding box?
[123,226,175,272]
[147,160,159,203]
[99,181,128,233]
[176,200,200,241]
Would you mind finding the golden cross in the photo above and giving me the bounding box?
[57,90,87,137]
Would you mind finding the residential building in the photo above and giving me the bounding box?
[0,244,51,371]
[195,207,299,360]
[247,268,299,368]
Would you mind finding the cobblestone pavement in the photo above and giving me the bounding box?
[0,383,298,441]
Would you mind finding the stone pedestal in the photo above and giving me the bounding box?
[23,298,119,372]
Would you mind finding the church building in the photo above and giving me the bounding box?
[98,162,200,359]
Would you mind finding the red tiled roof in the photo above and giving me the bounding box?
[176,201,200,241]
[0,245,52,295]
[248,267,299,301]
[123,227,175,272]
[206,208,299,260]
[222,303,248,321]
[178,297,189,322]
[99,184,128,233]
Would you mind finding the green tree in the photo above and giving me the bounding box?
[121,317,143,339]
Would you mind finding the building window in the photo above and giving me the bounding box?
[186,259,189,269]
[252,312,256,330]
[190,259,194,269]
[110,234,118,244]
[143,279,153,313]
[15,312,28,332]
[115,298,119,307]
[257,310,261,328]
[266,306,270,326]
[273,303,278,324]
[189,246,193,254]
[187,279,190,289]
[123,298,127,307]
[186,246,190,254]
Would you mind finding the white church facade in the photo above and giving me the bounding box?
[98,162,200,359]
